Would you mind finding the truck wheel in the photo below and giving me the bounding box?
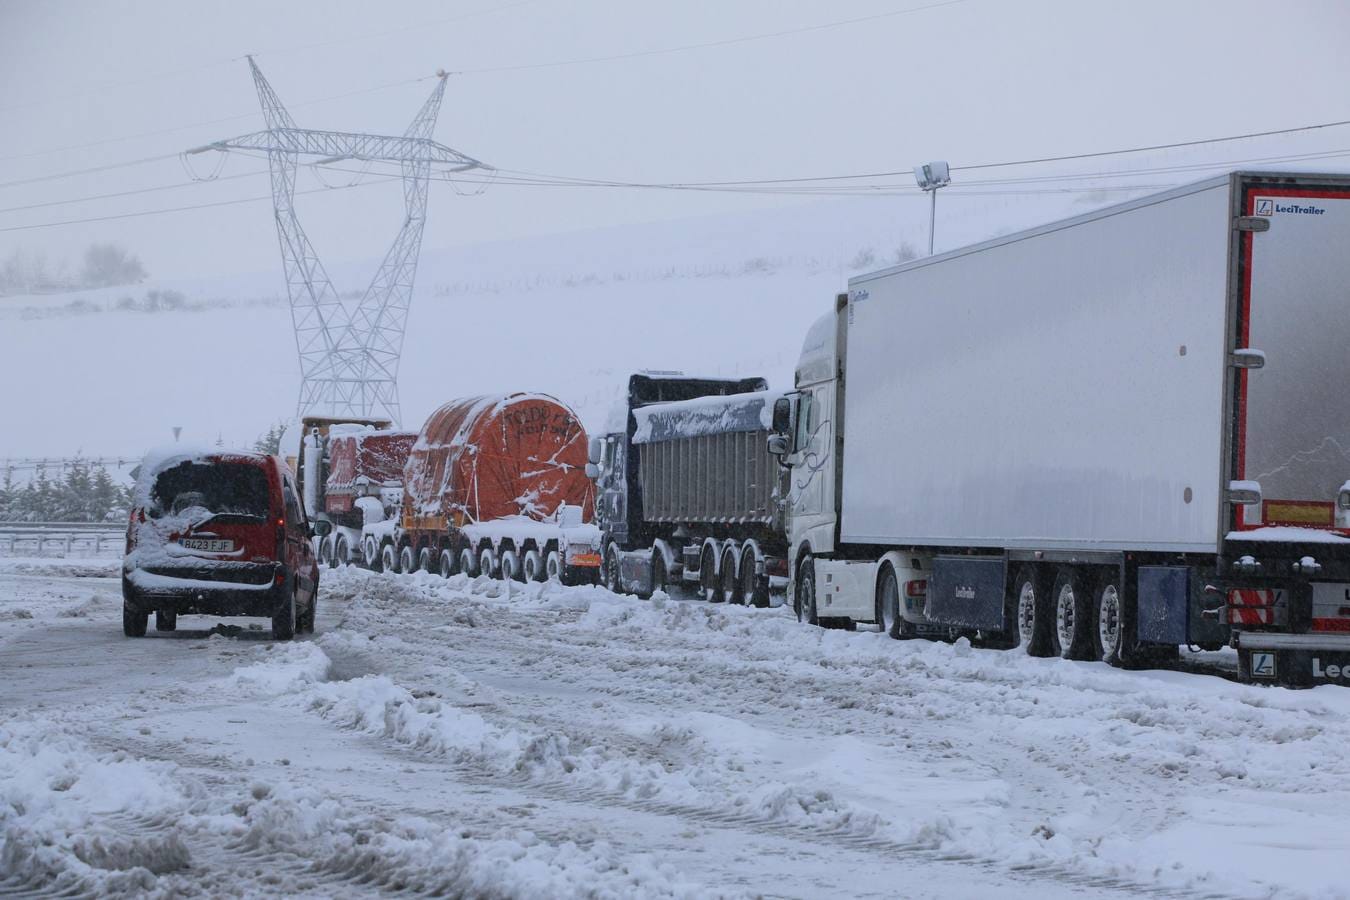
[603,544,621,593]
[272,586,297,641]
[155,609,177,632]
[796,557,819,626]
[399,545,416,575]
[700,545,719,602]
[460,546,478,577]
[319,535,334,568]
[438,549,455,578]
[1096,577,1135,667]
[651,550,668,596]
[546,549,563,582]
[522,549,544,582]
[335,535,350,567]
[739,546,765,608]
[417,547,433,573]
[1008,566,1050,656]
[123,603,148,637]
[479,547,498,579]
[721,548,743,604]
[1051,567,1094,660]
[365,538,382,571]
[876,565,901,639]
[380,542,398,574]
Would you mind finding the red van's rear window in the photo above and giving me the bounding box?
[150,461,270,520]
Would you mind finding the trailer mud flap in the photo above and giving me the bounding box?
[929,557,1006,631]
[1137,566,1189,644]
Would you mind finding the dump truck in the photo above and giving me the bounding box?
[588,373,789,605]
[765,171,1350,685]
[390,393,602,583]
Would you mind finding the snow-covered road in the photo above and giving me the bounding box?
[2,560,1349,899]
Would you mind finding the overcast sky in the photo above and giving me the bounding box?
[3,0,1349,282]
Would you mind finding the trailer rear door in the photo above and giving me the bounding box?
[1235,177,1350,530]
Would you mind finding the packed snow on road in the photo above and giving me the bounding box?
[2,558,1349,898]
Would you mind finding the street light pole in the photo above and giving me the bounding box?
[913,161,952,256]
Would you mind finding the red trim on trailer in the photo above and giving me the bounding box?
[1312,618,1350,633]
[1232,184,1350,530]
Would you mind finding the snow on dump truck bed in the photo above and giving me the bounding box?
[633,389,784,444]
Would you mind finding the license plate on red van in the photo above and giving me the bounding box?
[181,538,234,553]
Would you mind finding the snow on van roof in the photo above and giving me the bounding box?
[633,389,784,444]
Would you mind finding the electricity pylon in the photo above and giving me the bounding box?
[192,58,485,422]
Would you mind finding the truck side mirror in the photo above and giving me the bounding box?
[585,462,600,480]
[771,397,792,435]
[311,519,332,538]
[588,436,603,465]
[767,434,790,457]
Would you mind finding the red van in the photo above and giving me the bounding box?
[122,449,325,639]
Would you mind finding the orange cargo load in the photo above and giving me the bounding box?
[403,393,593,526]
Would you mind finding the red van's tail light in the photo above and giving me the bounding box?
[904,579,928,599]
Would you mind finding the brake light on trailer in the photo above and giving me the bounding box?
[905,579,927,598]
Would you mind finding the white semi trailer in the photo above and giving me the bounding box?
[769,171,1350,686]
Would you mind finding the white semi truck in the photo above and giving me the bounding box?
[768,171,1350,686]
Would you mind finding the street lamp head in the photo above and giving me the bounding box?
[913,161,951,191]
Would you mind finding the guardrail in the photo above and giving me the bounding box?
[0,522,125,557]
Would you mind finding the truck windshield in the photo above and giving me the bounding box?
[149,461,270,521]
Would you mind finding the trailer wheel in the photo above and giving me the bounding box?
[460,546,478,577]
[399,545,416,575]
[721,548,743,604]
[439,549,455,579]
[1008,566,1050,656]
[740,546,765,608]
[603,544,621,593]
[1051,567,1094,660]
[545,549,563,582]
[479,547,498,579]
[380,541,398,574]
[417,546,433,574]
[523,549,544,582]
[700,545,719,602]
[501,548,524,582]
[1096,577,1135,667]
[795,556,819,626]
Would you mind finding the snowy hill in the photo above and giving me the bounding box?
[1,187,1138,459]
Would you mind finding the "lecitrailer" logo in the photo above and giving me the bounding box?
[1255,197,1326,216]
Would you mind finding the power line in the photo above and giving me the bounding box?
[5,129,1350,232]
[0,153,181,191]
[0,0,539,116]
[0,168,266,216]
[0,0,957,162]
[0,75,439,165]
[0,173,400,234]
[510,117,1350,189]
[448,0,970,75]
